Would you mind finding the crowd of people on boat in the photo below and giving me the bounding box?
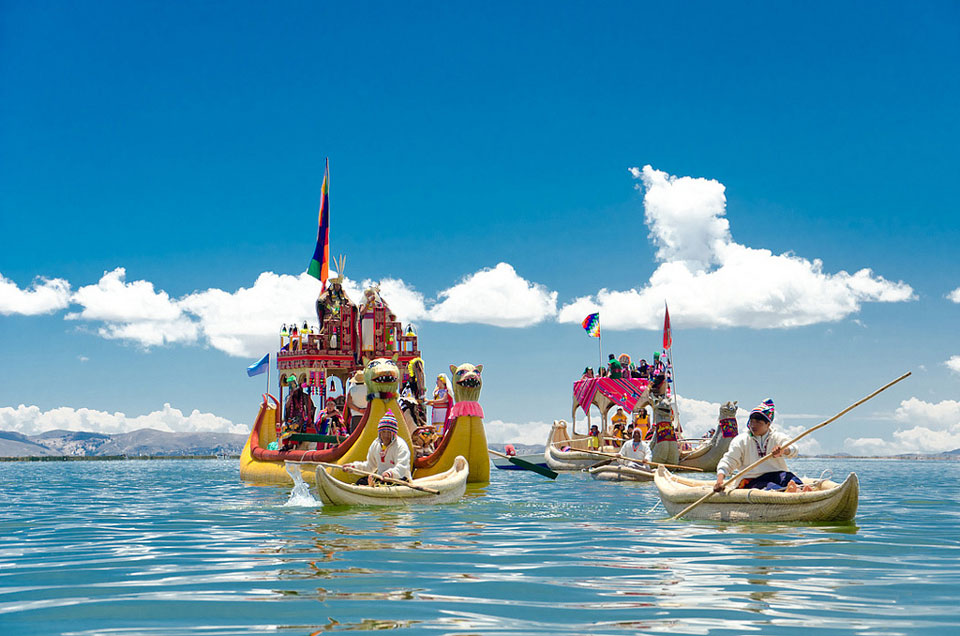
[277,362,455,457]
[580,351,671,382]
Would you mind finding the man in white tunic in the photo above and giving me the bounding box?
[346,410,411,483]
[714,399,810,492]
[618,426,652,469]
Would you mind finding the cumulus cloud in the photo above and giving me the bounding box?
[0,273,71,315]
[485,419,553,446]
[67,268,199,347]
[58,264,550,357]
[429,263,557,327]
[0,403,245,436]
[844,397,960,455]
[559,166,915,329]
[946,356,960,374]
[948,287,960,303]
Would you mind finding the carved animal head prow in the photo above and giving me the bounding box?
[449,363,483,402]
[362,354,400,394]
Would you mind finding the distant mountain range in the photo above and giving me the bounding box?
[0,429,248,458]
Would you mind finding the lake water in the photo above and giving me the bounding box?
[2,458,958,635]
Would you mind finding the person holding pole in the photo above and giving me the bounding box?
[713,399,811,493]
[618,425,652,470]
[344,410,411,484]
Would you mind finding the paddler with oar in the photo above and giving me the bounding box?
[617,424,652,470]
[713,399,812,493]
[344,410,411,485]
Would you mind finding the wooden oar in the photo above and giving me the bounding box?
[316,462,439,494]
[570,447,703,471]
[488,449,558,479]
[668,371,912,521]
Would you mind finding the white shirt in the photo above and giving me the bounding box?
[618,438,652,466]
[347,381,368,416]
[716,430,798,481]
[346,437,411,480]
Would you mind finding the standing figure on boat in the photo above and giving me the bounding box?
[316,278,352,341]
[345,370,368,433]
[345,410,412,484]
[359,286,383,355]
[713,399,811,492]
[280,375,316,450]
[399,357,428,436]
[649,396,679,466]
[427,373,453,433]
[607,353,623,378]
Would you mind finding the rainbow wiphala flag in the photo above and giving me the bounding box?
[581,312,600,338]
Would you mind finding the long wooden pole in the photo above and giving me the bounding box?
[668,371,911,521]
[562,445,703,471]
[314,461,439,494]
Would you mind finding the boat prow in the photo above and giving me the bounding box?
[315,455,469,506]
[588,463,654,482]
[654,466,859,523]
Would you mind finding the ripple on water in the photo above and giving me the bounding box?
[1,458,959,635]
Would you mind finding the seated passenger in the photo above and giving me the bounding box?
[618,426,652,469]
[587,424,601,450]
[714,399,812,493]
[345,410,411,484]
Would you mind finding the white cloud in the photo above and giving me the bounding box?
[0,403,245,436]
[68,268,199,347]
[180,271,321,357]
[56,264,552,356]
[429,263,557,327]
[947,287,960,303]
[946,356,960,374]
[844,397,960,455]
[484,418,552,446]
[559,166,915,329]
[0,273,71,316]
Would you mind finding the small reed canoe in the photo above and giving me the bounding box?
[589,463,654,482]
[653,466,859,522]
[315,455,469,506]
[491,453,550,471]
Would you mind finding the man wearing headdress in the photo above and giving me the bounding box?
[714,399,811,492]
[344,410,411,484]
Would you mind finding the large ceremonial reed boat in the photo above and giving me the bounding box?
[239,162,489,485]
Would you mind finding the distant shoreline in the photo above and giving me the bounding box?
[0,454,241,462]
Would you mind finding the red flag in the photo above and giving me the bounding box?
[662,303,672,350]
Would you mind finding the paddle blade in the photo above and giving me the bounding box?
[508,456,558,479]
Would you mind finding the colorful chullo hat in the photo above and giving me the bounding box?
[750,399,775,423]
[378,410,399,434]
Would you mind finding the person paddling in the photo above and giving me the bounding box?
[618,425,652,470]
[713,399,812,493]
[345,410,411,484]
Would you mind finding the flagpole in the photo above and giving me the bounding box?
[266,354,270,396]
[598,316,603,371]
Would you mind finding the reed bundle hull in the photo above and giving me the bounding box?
[654,466,859,522]
[315,456,469,506]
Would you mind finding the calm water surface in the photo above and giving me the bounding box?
[1,458,958,635]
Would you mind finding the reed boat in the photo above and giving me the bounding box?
[676,428,731,472]
[544,420,617,471]
[653,466,859,522]
[588,463,654,482]
[314,455,469,506]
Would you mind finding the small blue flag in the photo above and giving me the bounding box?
[246,353,270,377]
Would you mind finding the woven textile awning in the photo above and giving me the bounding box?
[573,378,649,414]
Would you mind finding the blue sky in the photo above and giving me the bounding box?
[1,1,958,453]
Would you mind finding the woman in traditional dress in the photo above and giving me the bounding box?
[427,373,453,433]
